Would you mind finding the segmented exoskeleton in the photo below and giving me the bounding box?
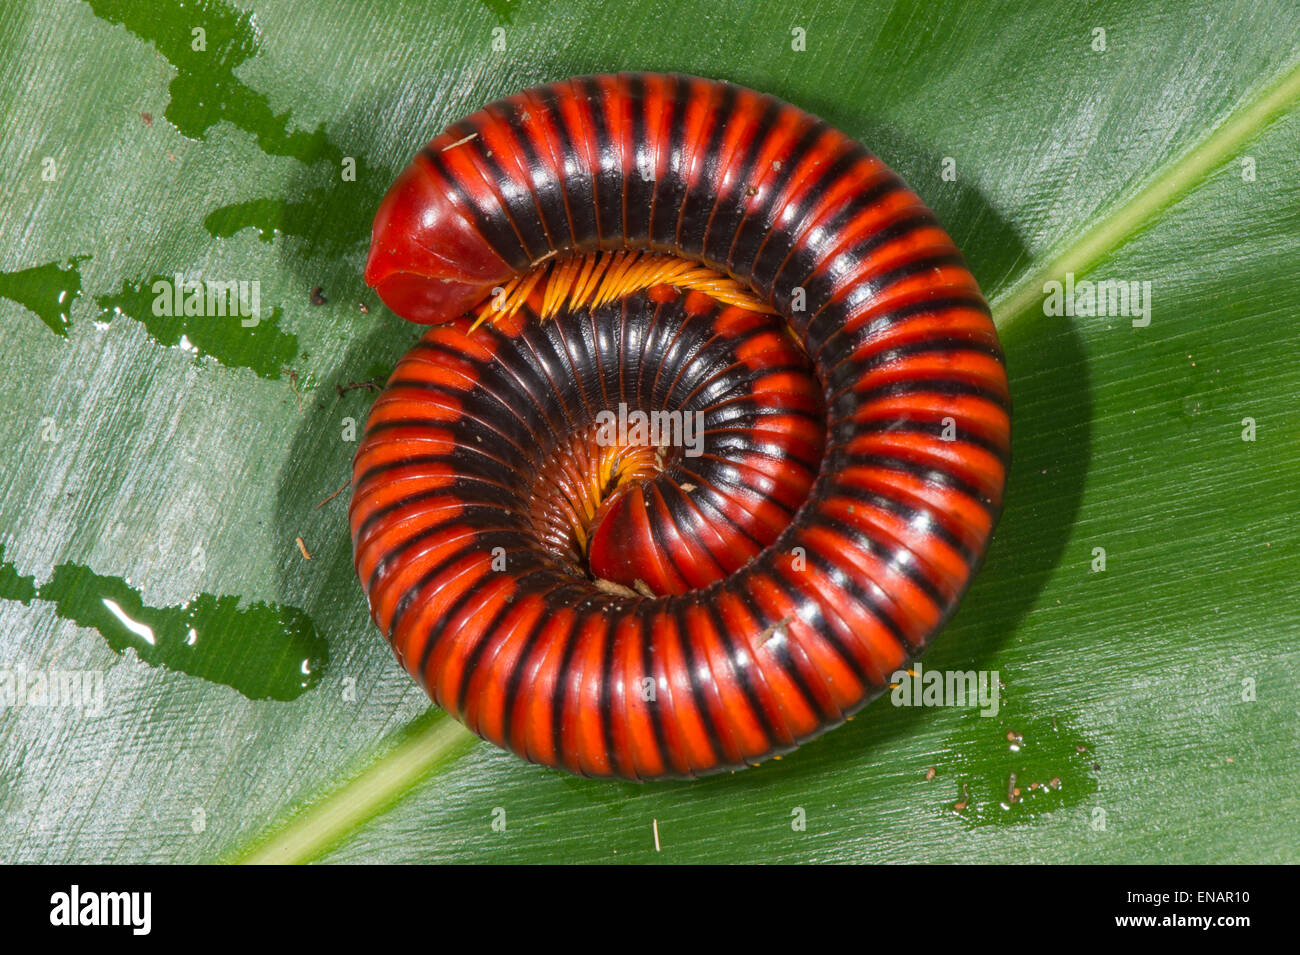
[353,73,1010,779]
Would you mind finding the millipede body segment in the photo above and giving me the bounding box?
[353,73,1010,779]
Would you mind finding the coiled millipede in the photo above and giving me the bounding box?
[352,73,1010,779]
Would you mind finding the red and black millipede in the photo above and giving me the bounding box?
[352,72,1010,779]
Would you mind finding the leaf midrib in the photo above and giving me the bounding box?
[991,55,1300,329]
[225,56,1300,866]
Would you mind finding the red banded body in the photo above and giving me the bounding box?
[354,72,1010,779]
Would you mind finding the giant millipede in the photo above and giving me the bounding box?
[351,72,1010,779]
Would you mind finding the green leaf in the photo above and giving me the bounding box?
[2,0,1297,864]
